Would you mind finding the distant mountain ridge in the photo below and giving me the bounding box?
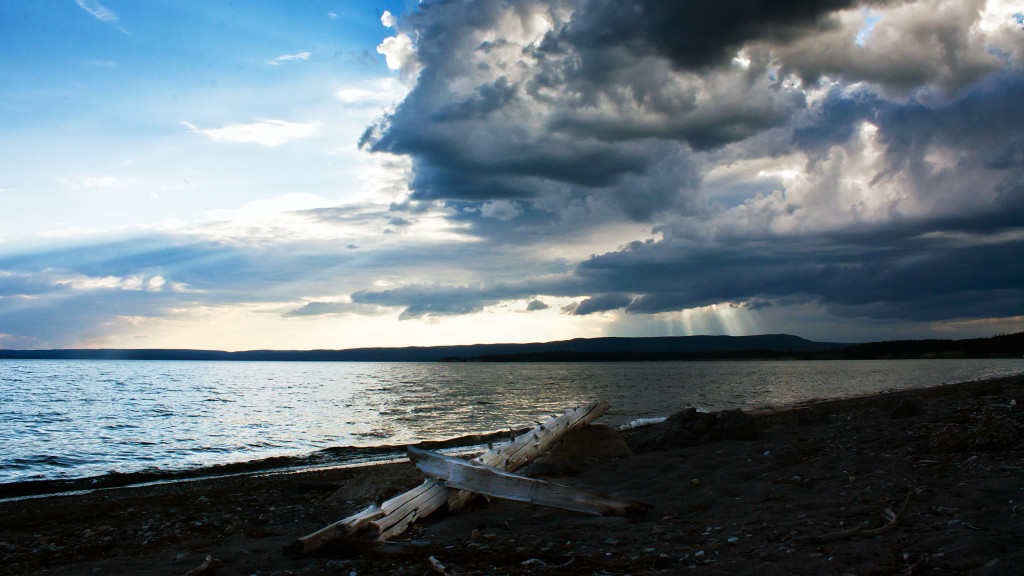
[0,332,1020,361]
[0,334,839,362]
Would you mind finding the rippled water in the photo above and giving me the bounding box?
[2,358,1022,485]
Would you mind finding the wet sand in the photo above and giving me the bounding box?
[2,374,1023,575]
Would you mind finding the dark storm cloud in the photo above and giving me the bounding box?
[570,293,634,315]
[559,0,864,71]
[346,0,1024,332]
[282,301,383,317]
[792,88,880,151]
[526,299,550,311]
[775,0,1009,92]
[350,282,534,319]
[790,73,1024,203]
[606,231,1024,322]
[872,73,1024,178]
[361,0,741,223]
[364,0,1018,231]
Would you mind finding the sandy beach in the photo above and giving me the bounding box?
[2,374,1023,575]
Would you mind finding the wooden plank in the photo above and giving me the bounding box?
[290,400,610,554]
[409,446,646,517]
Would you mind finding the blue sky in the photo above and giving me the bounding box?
[1,0,1022,350]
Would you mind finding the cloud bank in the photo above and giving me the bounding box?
[355,0,1024,328]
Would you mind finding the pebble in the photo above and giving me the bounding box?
[653,553,673,568]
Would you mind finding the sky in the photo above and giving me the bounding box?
[0,0,1022,350]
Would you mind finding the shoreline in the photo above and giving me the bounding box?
[0,428,535,501]
[3,369,1017,500]
[2,373,1023,575]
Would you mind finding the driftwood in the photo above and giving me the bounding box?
[290,400,610,555]
[183,555,223,576]
[428,555,454,576]
[408,446,646,516]
[799,486,917,543]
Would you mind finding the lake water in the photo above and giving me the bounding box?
[2,358,1023,487]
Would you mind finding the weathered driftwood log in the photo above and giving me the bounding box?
[183,554,223,576]
[290,400,610,554]
[374,399,611,538]
[798,486,917,543]
[446,399,611,513]
[408,446,647,516]
[286,504,384,556]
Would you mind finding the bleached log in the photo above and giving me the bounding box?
[447,399,610,512]
[373,399,610,535]
[287,504,383,556]
[409,446,646,516]
[798,486,917,543]
[290,400,610,554]
[183,555,223,576]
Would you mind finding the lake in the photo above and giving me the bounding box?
[2,358,1022,487]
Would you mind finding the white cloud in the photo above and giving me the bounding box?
[187,193,473,247]
[335,88,393,104]
[335,78,408,105]
[267,51,311,66]
[83,59,117,68]
[182,119,320,146]
[54,272,188,293]
[481,200,522,221]
[377,34,416,71]
[381,10,397,28]
[75,0,117,22]
[56,175,136,190]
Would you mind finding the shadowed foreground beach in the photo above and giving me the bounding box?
[2,374,1023,575]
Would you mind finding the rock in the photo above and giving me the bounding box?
[890,396,924,419]
[523,424,632,476]
[626,408,760,452]
[547,424,634,460]
[653,553,673,568]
